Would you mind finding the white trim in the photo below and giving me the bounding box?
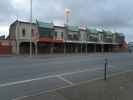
[64,40,119,45]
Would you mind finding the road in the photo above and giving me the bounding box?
[0,53,133,100]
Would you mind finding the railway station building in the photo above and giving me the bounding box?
[9,20,126,55]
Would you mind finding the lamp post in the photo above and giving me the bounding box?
[101,25,104,55]
[64,8,71,54]
[29,0,32,56]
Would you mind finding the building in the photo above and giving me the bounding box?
[128,42,133,52]
[9,20,126,55]
[0,35,5,40]
[0,40,12,55]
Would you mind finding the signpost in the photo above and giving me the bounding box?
[104,58,108,80]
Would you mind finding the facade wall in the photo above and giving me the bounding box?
[9,20,127,54]
[11,40,17,54]
[0,40,12,55]
[9,23,16,40]
[89,33,99,42]
[9,21,38,42]
[0,46,12,55]
[80,30,87,41]
[16,22,37,41]
[67,31,80,41]
[9,21,125,44]
[54,26,65,41]
[98,33,104,42]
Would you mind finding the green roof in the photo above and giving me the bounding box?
[105,31,113,35]
[115,32,125,37]
[87,28,98,33]
[119,33,124,36]
[37,20,54,29]
[68,26,79,32]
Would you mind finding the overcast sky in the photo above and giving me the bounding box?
[0,0,133,42]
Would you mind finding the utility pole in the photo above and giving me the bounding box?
[64,8,71,54]
[30,0,32,56]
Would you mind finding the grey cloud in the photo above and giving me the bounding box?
[0,0,30,25]
[0,0,133,41]
[0,0,15,24]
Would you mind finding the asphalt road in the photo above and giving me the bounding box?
[0,53,133,100]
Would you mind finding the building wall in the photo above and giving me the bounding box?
[79,29,87,41]
[9,21,125,44]
[0,40,12,55]
[11,40,17,54]
[54,26,65,41]
[67,31,80,41]
[9,22,16,40]
[16,22,37,41]
[98,33,104,42]
[89,33,98,42]
[8,20,127,54]
[9,21,38,42]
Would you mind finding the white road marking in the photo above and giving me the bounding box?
[57,67,104,76]
[0,67,104,88]
[57,75,74,85]
[13,69,133,100]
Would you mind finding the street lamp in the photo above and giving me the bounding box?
[64,8,71,54]
[29,0,32,56]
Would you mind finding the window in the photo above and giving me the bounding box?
[39,28,51,37]
[55,32,57,38]
[32,29,34,34]
[61,32,64,38]
[87,34,90,39]
[22,29,26,37]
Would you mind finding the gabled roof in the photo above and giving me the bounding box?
[36,20,54,29]
[10,20,36,28]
